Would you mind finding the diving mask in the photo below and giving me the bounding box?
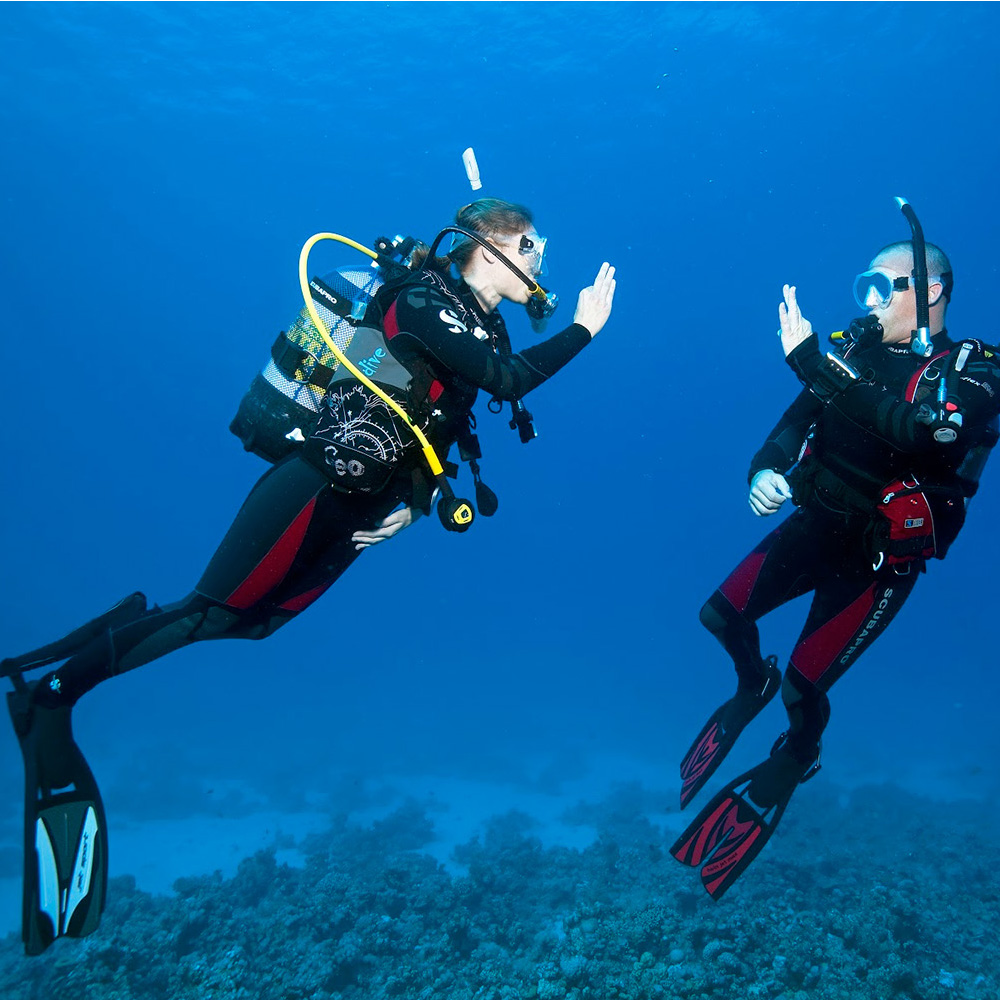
[449,229,547,279]
[510,233,556,321]
[852,269,912,310]
[853,268,949,311]
[515,233,547,277]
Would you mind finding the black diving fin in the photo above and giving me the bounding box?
[671,735,819,900]
[7,684,109,955]
[0,591,147,678]
[679,655,781,809]
[0,593,148,954]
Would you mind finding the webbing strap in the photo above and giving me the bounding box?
[904,350,950,402]
[308,275,354,320]
[269,332,339,390]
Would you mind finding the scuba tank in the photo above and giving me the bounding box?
[230,236,416,464]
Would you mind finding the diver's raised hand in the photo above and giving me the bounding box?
[778,284,814,357]
[574,263,616,338]
[749,470,793,517]
[352,507,422,550]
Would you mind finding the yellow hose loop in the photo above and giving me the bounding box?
[307,232,378,261]
[298,234,445,479]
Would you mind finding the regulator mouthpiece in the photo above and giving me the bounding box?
[527,288,559,321]
[833,315,884,350]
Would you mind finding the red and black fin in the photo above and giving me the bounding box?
[671,742,816,900]
[679,656,781,810]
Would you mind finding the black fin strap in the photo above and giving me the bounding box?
[7,667,28,696]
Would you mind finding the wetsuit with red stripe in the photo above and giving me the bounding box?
[700,328,1000,755]
[32,270,592,707]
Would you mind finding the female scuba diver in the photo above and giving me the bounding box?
[6,199,616,710]
[0,193,615,955]
[5,196,614,954]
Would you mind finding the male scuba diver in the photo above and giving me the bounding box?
[671,201,1000,899]
[2,197,616,953]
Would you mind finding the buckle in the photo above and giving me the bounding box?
[297,347,320,382]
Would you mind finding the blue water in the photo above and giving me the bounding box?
[1,0,999,960]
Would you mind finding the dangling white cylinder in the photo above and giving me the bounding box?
[462,147,482,191]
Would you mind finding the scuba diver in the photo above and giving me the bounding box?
[2,197,616,953]
[671,200,1000,899]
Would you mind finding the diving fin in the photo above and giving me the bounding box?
[671,737,819,900]
[1,592,147,679]
[7,683,109,955]
[679,655,780,809]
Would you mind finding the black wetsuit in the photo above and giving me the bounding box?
[26,269,592,706]
[700,328,1000,758]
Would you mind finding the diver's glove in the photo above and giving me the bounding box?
[786,335,862,403]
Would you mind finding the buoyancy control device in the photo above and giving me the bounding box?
[230,235,416,465]
[229,229,537,531]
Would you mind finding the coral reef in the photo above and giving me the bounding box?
[0,782,996,1000]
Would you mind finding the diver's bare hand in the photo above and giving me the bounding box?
[574,263,616,338]
[778,284,814,357]
[352,507,422,550]
[749,470,793,517]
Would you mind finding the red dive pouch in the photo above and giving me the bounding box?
[867,477,965,570]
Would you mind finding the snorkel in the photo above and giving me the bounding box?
[831,197,937,355]
[895,196,934,358]
[891,198,965,442]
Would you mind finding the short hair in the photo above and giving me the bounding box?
[872,240,954,301]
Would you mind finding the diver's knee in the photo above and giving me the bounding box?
[113,593,212,673]
[699,593,729,636]
[242,612,295,641]
[194,603,244,640]
[195,604,294,642]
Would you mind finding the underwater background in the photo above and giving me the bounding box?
[1,2,999,997]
